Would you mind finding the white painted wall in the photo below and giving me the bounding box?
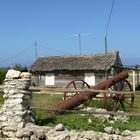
[84,73,95,86]
[45,73,55,86]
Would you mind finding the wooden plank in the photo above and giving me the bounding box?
[33,107,140,117]
[30,87,140,95]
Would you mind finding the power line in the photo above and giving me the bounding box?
[104,0,115,54]
[104,0,115,79]
[0,44,34,66]
[0,42,70,67]
[38,44,69,55]
[105,0,115,36]
[105,0,115,54]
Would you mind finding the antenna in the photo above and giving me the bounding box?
[67,33,91,55]
[35,42,38,60]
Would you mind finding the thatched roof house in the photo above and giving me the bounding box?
[29,51,122,87]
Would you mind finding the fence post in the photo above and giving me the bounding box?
[132,70,135,91]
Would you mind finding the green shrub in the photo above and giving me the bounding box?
[135,85,140,90]
[13,64,28,72]
[0,68,8,85]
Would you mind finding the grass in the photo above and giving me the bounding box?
[0,92,4,105]
[32,92,63,119]
[0,91,140,132]
[32,92,140,132]
[43,113,107,131]
[111,117,140,131]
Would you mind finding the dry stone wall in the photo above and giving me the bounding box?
[0,69,140,140]
[0,69,35,138]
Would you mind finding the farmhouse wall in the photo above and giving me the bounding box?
[31,70,108,88]
[31,71,84,87]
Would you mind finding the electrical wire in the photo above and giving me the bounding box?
[105,0,115,36]
[104,0,115,79]
[0,42,71,67]
[0,44,34,66]
[38,44,69,55]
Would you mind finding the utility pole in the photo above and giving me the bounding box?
[35,42,38,60]
[105,36,108,80]
[105,36,108,54]
[35,42,39,85]
[78,33,81,55]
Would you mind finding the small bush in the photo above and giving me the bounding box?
[135,85,140,90]
[13,64,28,72]
[0,92,4,106]
[0,68,8,85]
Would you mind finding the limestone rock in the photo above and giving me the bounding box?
[84,131,97,139]
[88,118,92,124]
[0,116,7,121]
[115,128,120,135]
[17,122,25,129]
[104,126,115,134]
[16,129,33,138]
[54,123,65,131]
[6,69,21,79]
[121,130,131,136]
[131,131,140,137]
[20,72,31,79]
[6,138,21,140]
[100,133,112,140]
[112,134,120,140]
[2,130,16,138]
[37,131,46,139]
[46,130,70,140]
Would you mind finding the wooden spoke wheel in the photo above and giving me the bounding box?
[106,79,134,111]
[64,80,90,100]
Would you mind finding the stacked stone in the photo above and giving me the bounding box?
[0,69,35,138]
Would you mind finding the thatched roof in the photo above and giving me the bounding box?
[29,51,122,72]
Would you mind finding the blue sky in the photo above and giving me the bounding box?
[0,0,140,67]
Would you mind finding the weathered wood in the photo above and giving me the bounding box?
[34,88,139,95]
[34,107,140,117]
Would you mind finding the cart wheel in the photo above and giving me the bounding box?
[64,80,90,100]
[107,79,134,111]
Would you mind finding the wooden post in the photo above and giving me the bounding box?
[132,70,135,91]
[136,65,139,86]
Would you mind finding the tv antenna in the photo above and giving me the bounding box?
[68,33,92,55]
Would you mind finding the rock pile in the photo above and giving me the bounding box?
[0,69,35,138]
[82,107,130,123]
